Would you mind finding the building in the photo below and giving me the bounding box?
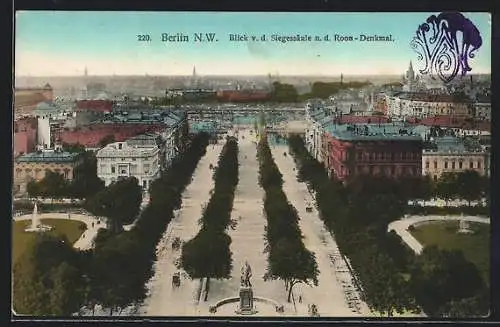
[14,117,37,157]
[322,124,423,182]
[75,100,114,113]
[96,141,161,190]
[386,92,472,118]
[13,149,83,194]
[422,136,490,180]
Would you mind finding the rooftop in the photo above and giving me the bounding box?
[15,150,80,163]
[96,141,159,158]
[324,123,422,142]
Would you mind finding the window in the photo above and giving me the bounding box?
[452,161,456,169]
[434,161,438,169]
[391,166,396,175]
[132,158,136,161]
[425,161,429,169]
[111,166,116,174]
[478,161,481,169]
[444,161,448,169]
[433,175,438,182]
[459,161,463,169]
[143,180,147,188]
[469,161,474,169]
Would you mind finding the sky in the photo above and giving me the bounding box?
[15,11,491,76]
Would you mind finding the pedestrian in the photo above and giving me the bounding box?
[92,222,95,228]
[299,295,302,303]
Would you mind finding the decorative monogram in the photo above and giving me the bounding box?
[410,12,482,83]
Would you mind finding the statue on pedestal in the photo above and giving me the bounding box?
[240,261,252,288]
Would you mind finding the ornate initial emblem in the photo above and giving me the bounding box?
[410,12,482,83]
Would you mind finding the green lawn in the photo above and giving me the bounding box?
[410,221,490,285]
[12,219,86,264]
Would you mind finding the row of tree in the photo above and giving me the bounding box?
[27,151,105,199]
[288,135,489,317]
[181,137,239,301]
[257,136,319,303]
[13,133,211,315]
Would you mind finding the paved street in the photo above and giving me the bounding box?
[141,142,224,316]
[271,143,372,317]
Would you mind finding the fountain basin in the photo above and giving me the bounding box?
[209,296,284,315]
[24,225,53,233]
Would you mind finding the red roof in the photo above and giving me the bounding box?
[407,115,490,132]
[76,100,113,112]
[55,123,164,147]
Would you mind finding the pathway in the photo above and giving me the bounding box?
[13,213,104,250]
[388,215,490,255]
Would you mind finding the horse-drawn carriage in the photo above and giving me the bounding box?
[172,272,181,288]
[172,237,182,251]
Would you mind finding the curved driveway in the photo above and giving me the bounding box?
[388,215,490,255]
[13,213,105,250]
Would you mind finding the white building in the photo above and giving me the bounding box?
[96,141,161,190]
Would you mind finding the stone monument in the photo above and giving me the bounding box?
[236,261,257,315]
[24,201,52,233]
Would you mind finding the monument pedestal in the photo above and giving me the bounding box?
[235,287,257,315]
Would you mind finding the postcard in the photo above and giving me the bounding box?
[12,11,491,320]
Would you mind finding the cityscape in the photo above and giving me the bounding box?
[12,11,491,319]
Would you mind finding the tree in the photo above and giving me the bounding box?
[456,170,483,206]
[264,238,319,302]
[27,180,40,198]
[181,229,233,301]
[88,232,150,315]
[85,177,142,233]
[13,233,84,316]
[436,172,458,205]
[409,246,486,316]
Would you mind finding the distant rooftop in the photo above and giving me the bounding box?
[324,123,422,142]
[15,150,80,163]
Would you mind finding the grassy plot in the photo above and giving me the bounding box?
[410,221,490,285]
[12,219,86,264]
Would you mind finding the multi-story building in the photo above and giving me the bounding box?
[386,92,473,118]
[422,136,490,180]
[96,141,161,190]
[322,124,423,182]
[13,149,83,194]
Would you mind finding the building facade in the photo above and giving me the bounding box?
[422,136,490,180]
[13,150,83,194]
[386,92,472,118]
[96,141,161,190]
[323,124,423,182]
